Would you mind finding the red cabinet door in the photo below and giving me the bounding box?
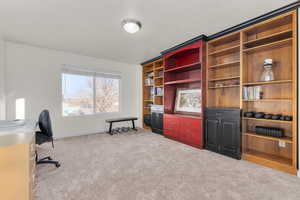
[180,118,202,147]
[191,119,203,147]
[163,114,179,138]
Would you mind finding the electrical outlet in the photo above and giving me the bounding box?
[279,141,286,148]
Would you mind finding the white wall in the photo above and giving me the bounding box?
[0,39,5,120]
[4,41,142,138]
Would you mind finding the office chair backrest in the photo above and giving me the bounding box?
[38,110,53,137]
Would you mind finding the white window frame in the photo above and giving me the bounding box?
[61,67,121,117]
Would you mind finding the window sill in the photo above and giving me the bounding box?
[62,111,121,118]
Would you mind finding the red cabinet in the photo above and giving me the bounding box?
[162,39,206,149]
[164,114,203,148]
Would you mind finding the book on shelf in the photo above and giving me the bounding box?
[243,86,262,100]
[145,78,154,86]
[150,87,155,96]
[158,71,163,77]
[155,87,164,96]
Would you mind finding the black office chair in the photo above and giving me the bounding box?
[36,110,60,168]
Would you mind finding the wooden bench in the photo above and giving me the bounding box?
[105,117,138,135]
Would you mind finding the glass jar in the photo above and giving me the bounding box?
[260,59,274,82]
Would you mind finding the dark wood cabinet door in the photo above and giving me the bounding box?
[205,107,241,159]
[219,119,240,159]
[205,118,219,152]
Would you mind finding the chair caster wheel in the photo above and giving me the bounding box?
[55,163,61,168]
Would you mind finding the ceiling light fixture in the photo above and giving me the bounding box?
[122,19,142,34]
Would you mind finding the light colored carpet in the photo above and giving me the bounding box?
[36,130,300,200]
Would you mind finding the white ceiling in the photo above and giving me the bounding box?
[0,0,295,64]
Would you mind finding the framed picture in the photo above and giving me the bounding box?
[174,88,201,115]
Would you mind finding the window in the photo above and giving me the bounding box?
[95,77,119,113]
[16,98,25,119]
[62,68,120,116]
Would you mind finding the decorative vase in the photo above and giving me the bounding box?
[260,58,274,82]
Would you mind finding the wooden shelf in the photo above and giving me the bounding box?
[243,149,293,167]
[208,60,240,69]
[154,76,163,79]
[209,76,240,82]
[243,98,292,102]
[164,78,201,85]
[144,99,153,102]
[243,29,292,47]
[155,66,164,70]
[243,38,292,53]
[155,85,164,87]
[144,69,154,73]
[243,80,292,86]
[209,85,240,89]
[244,132,292,143]
[208,45,240,56]
[243,117,292,124]
[164,62,201,73]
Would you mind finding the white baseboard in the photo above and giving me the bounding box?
[297,171,300,178]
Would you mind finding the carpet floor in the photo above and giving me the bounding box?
[36,130,300,200]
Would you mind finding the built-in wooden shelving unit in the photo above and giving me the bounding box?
[163,40,206,148]
[241,11,297,175]
[206,11,297,175]
[141,8,297,175]
[206,31,241,108]
[142,58,164,129]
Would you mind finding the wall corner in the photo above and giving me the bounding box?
[0,38,6,120]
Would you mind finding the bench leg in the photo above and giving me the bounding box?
[108,122,113,135]
[132,120,137,131]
